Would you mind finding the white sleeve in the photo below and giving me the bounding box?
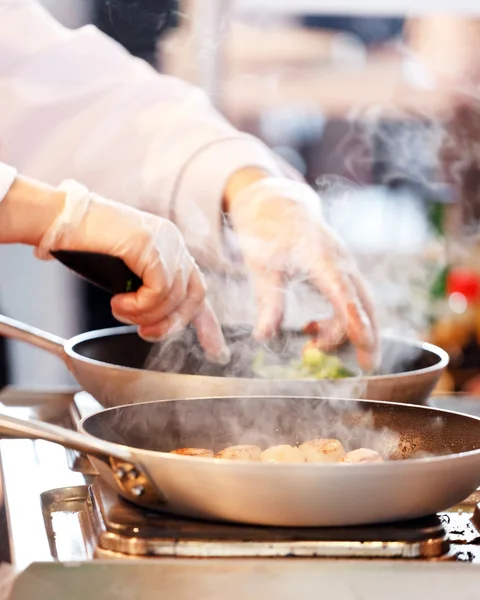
[0,162,17,203]
[0,0,294,270]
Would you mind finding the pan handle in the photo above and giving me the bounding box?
[0,412,166,506]
[0,314,66,357]
[0,411,131,461]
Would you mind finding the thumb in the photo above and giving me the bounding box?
[251,268,285,340]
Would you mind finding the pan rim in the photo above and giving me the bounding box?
[65,327,449,382]
[78,395,480,468]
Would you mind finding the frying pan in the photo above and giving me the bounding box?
[0,314,448,407]
[0,396,480,527]
[0,250,448,406]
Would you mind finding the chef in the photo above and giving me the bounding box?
[0,0,377,370]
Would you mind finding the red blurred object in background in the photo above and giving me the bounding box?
[446,268,480,302]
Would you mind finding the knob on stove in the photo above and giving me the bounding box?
[115,467,126,480]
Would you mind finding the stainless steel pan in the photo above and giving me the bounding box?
[0,396,479,527]
[0,314,448,408]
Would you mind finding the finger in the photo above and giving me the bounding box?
[349,271,380,371]
[111,268,190,327]
[249,267,286,341]
[304,316,347,352]
[138,312,183,342]
[310,261,375,361]
[193,300,230,364]
[111,285,171,321]
[111,246,173,315]
[349,272,377,339]
[356,347,377,372]
[138,268,206,341]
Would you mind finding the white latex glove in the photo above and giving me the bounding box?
[228,178,378,371]
[35,180,230,363]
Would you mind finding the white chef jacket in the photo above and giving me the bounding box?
[0,0,292,271]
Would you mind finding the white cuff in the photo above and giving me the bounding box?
[171,135,288,272]
[0,163,17,203]
[34,179,90,260]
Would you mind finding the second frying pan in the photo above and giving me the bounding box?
[0,313,447,408]
[0,396,479,527]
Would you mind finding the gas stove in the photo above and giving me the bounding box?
[3,388,480,599]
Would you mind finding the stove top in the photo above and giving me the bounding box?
[3,388,480,570]
[38,475,480,562]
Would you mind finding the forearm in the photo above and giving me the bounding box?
[222,168,271,213]
[0,175,64,247]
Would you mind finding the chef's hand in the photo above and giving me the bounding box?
[35,180,229,363]
[225,171,378,371]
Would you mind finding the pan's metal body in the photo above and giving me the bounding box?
[1,396,480,527]
[0,315,448,407]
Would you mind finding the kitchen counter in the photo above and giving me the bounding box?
[10,560,480,600]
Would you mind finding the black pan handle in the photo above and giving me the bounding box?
[51,250,142,295]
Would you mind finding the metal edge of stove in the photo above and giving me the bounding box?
[41,485,92,562]
[0,386,79,423]
[95,534,451,560]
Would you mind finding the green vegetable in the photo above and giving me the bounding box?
[428,202,445,237]
[252,348,354,380]
[429,265,449,300]
[302,347,324,368]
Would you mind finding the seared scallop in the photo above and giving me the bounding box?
[299,438,345,463]
[261,445,306,463]
[170,448,214,458]
[215,445,262,461]
[340,448,383,463]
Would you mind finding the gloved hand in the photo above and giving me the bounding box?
[35,180,230,363]
[227,177,378,371]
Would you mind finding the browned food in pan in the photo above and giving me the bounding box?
[170,448,214,458]
[173,439,383,464]
[215,445,262,460]
[340,448,384,463]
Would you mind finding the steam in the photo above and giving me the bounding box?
[131,20,479,461]
[314,111,449,339]
[93,396,448,463]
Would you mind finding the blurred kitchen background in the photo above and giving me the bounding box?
[1,0,479,393]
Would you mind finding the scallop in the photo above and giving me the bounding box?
[170,448,214,458]
[215,445,262,461]
[260,445,306,463]
[299,438,345,463]
[340,448,383,463]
